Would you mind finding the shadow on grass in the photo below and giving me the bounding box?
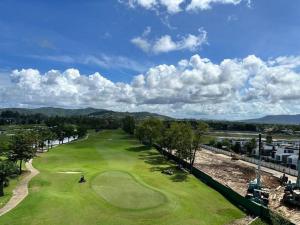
[125,145,188,182]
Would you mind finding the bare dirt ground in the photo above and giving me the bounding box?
[195,149,300,225]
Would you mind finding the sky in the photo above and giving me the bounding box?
[1,0,300,120]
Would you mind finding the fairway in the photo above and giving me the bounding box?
[0,130,244,225]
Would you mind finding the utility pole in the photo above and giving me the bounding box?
[257,133,262,187]
[297,140,300,188]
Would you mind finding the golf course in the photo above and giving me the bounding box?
[0,130,245,225]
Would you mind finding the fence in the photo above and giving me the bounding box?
[200,144,298,177]
[154,144,294,225]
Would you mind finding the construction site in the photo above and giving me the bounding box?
[195,140,300,224]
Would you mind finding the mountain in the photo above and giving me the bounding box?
[0,107,172,120]
[89,110,172,120]
[243,114,300,125]
[0,107,102,117]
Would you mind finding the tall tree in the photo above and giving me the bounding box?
[245,138,257,156]
[189,122,209,172]
[175,123,193,162]
[77,126,87,138]
[122,116,135,135]
[266,134,273,144]
[63,125,75,142]
[135,118,163,146]
[8,131,35,174]
[232,142,242,154]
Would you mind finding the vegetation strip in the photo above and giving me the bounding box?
[0,160,39,216]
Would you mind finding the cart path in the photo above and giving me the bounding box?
[0,160,39,217]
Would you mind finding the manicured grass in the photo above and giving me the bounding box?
[0,130,245,225]
[0,172,28,208]
[92,171,166,210]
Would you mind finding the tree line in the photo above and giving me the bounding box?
[0,124,87,197]
[122,116,209,172]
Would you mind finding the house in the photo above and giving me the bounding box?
[287,155,299,169]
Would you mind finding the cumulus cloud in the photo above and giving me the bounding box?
[124,0,184,14]
[2,54,300,119]
[186,0,242,11]
[121,0,250,13]
[131,28,207,54]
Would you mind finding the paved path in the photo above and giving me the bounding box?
[0,160,39,217]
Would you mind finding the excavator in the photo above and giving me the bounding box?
[245,134,270,206]
[283,141,300,207]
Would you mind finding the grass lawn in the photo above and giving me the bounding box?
[0,130,245,225]
[0,173,28,208]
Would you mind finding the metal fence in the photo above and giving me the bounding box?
[200,144,298,177]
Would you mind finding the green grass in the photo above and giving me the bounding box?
[249,218,269,225]
[0,130,245,225]
[92,171,166,210]
[0,173,28,208]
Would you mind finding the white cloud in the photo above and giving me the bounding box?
[186,0,242,11]
[2,53,300,119]
[124,0,184,14]
[131,28,207,54]
[121,0,250,13]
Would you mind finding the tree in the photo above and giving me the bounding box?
[188,122,209,172]
[46,129,57,150]
[174,123,193,163]
[36,127,49,152]
[0,160,18,196]
[158,125,173,152]
[266,134,272,144]
[135,125,145,143]
[77,126,87,138]
[162,122,184,154]
[122,116,135,135]
[208,138,216,146]
[8,131,35,174]
[135,118,163,146]
[52,125,65,144]
[63,125,75,142]
[245,138,257,156]
[221,139,232,150]
[232,142,241,154]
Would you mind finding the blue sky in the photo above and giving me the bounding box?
[1,0,300,119]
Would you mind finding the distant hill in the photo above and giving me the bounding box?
[89,110,172,120]
[243,114,300,125]
[0,107,172,120]
[0,107,102,117]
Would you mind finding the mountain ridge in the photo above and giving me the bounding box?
[243,114,300,125]
[0,107,172,120]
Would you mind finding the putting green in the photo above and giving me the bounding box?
[92,171,167,209]
[0,130,245,225]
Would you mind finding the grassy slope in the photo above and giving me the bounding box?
[0,130,244,225]
[249,218,269,225]
[0,173,28,208]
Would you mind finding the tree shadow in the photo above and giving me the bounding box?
[171,172,188,182]
[126,145,152,152]
[126,145,188,182]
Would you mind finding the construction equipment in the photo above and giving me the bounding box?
[246,134,270,206]
[282,141,300,206]
[279,173,288,185]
